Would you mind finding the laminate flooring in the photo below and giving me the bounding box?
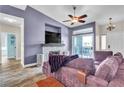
[0,58,46,87]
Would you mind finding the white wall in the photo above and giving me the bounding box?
[98,21,124,55]
[20,22,24,66]
[1,32,7,56]
[95,23,100,51]
[0,22,21,60]
[0,27,1,64]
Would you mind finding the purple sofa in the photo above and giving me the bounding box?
[87,52,124,87]
[94,51,113,65]
[43,52,124,87]
[43,58,95,87]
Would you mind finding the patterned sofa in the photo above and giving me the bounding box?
[43,52,124,87]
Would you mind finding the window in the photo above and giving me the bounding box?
[72,27,93,35]
[101,35,106,50]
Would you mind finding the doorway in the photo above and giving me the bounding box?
[72,28,94,58]
[1,32,16,62]
[7,33,16,59]
[0,13,24,66]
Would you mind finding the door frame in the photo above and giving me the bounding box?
[72,32,94,58]
[0,13,24,67]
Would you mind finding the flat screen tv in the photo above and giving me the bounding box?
[45,31,61,44]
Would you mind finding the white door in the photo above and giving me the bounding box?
[7,33,16,58]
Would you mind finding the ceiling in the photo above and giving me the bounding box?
[0,13,23,27]
[12,5,124,27]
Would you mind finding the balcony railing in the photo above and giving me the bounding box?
[72,46,93,58]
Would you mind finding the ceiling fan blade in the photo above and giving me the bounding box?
[78,20,85,23]
[71,23,74,25]
[68,15,73,19]
[79,14,87,19]
[62,20,71,22]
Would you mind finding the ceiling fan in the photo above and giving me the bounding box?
[63,6,87,25]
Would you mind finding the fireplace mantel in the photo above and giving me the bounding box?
[41,43,65,47]
[41,44,68,61]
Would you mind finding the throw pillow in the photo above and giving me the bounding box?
[114,52,123,64]
[95,56,119,82]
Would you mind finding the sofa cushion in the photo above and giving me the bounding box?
[95,63,110,81]
[114,52,123,64]
[118,63,124,70]
[108,79,124,87]
[59,67,86,87]
[115,69,124,80]
[66,58,95,75]
[95,56,119,82]
[86,75,108,87]
[94,51,113,64]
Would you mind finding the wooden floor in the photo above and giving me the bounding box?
[0,57,46,87]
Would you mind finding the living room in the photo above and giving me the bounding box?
[0,3,124,91]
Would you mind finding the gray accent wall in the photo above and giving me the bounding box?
[24,6,69,65]
[45,24,60,33]
[0,5,24,18]
[0,5,69,65]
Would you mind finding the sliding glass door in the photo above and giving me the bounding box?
[72,35,82,57]
[72,33,94,58]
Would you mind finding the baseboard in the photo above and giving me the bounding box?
[8,57,21,60]
[24,63,38,68]
[16,57,21,60]
[8,57,16,59]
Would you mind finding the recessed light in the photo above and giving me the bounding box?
[3,17,17,23]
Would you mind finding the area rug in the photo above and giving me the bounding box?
[35,77,64,87]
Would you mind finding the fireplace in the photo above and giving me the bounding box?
[41,45,65,62]
[49,51,60,55]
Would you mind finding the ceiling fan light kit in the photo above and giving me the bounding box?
[72,17,78,23]
[107,18,116,31]
[63,6,87,25]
